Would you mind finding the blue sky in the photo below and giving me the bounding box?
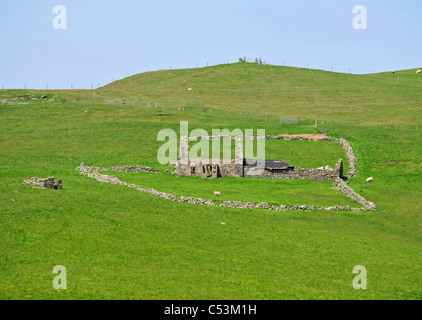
[0,0,421,89]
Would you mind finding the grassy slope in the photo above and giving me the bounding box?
[0,63,422,299]
[104,172,357,207]
[100,63,422,125]
[5,63,422,125]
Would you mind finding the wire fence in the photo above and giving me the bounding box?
[84,96,421,131]
[315,120,419,132]
[5,93,419,132]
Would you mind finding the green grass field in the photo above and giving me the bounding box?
[1,63,421,299]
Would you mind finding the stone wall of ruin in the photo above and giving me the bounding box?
[178,161,244,178]
[245,159,343,181]
[246,167,339,181]
[77,163,158,173]
[77,163,374,212]
[332,178,376,210]
[264,135,356,178]
[177,135,357,179]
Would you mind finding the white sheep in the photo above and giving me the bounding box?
[417,69,421,74]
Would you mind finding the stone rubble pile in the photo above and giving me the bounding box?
[23,177,62,190]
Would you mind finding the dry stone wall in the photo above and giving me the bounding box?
[77,163,158,173]
[337,138,357,177]
[77,163,373,212]
[264,135,357,178]
[332,178,376,210]
[251,167,340,181]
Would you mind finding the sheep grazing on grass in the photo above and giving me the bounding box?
[417,69,421,74]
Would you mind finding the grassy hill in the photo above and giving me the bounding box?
[0,63,421,299]
[97,63,422,125]
[4,63,422,125]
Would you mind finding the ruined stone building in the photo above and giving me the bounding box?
[174,136,344,181]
